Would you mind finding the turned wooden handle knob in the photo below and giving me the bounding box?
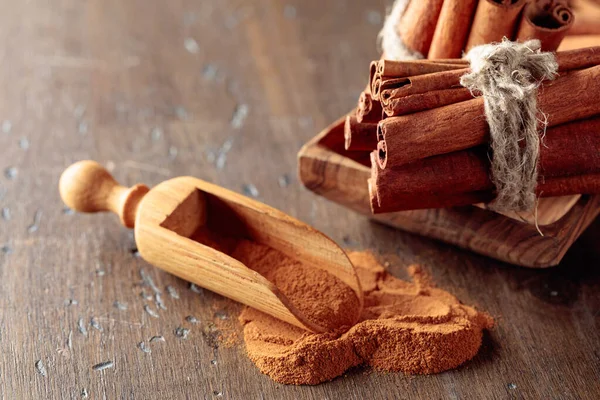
[59,160,150,228]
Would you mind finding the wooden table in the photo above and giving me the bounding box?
[1,1,599,398]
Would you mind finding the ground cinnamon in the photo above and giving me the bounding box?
[231,240,361,332]
[239,247,493,385]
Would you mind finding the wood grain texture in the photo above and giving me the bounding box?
[1,0,600,399]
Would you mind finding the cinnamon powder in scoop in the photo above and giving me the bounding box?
[231,240,361,332]
[237,247,494,385]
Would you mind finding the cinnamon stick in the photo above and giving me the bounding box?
[371,61,467,101]
[344,115,378,151]
[356,91,383,124]
[516,0,575,51]
[466,0,528,51]
[377,59,468,77]
[397,0,445,57]
[370,117,600,213]
[377,65,600,168]
[382,88,474,117]
[429,0,479,59]
[378,68,470,109]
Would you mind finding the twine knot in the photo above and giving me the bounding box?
[461,39,558,211]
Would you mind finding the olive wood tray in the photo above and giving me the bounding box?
[298,115,600,268]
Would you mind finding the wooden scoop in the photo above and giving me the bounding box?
[59,161,363,333]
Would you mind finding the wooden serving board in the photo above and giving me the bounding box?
[298,116,600,268]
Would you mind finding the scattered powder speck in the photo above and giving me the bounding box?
[19,137,30,150]
[189,283,203,294]
[366,10,382,25]
[185,315,199,324]
[62,207,74,215]
[210,359,218,365]
[27,210,42,233]
[150,127,162,141]
[144,304,159,318]
[174,326,190,339]
[150,335,166,343]
[2,120,12,133]
[140,269,161,294]
[238,248,493,385]
[230,103,249,129]
[508,383,517,390]
[77,317,88,336]
[213,391,224,397]
[113,301,128,311]
[35,360,47,377]
[174,106,188,120]
[166,285,179,299]
[92,361,114,371]
[140,289,153,301]
[138,341,151,354]
[155,293,167,310]
[4,167,17,180]
[278,174,291,188]
[81,388,89,398]
[74,105,86,119]
[90,317,103,332]
[184,37,200,54]
[283,5,297,19]
[169,146,178,160]
[242,183,259,198]
[202,64,218,81]
[78,120,88,135]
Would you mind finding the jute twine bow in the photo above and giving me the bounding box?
[461,39,558,212]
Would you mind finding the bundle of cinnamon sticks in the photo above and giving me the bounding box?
[344,0,600,214]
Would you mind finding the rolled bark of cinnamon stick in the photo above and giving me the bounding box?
[356,91,383,124]
[429,0,479,59]
[516,0,575,51]
[377,59,468,77]
[383,88,474,117]
[379,68,470,109]
[377,65,600,169]
[371,61,467,101]
[344,115,378,151]
[370,117,600,213]
[398,0,445,57]
[466,0,528,51]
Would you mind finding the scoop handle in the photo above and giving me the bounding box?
[59,160,149,228]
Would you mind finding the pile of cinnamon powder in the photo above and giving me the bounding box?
[233,243,493,385]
